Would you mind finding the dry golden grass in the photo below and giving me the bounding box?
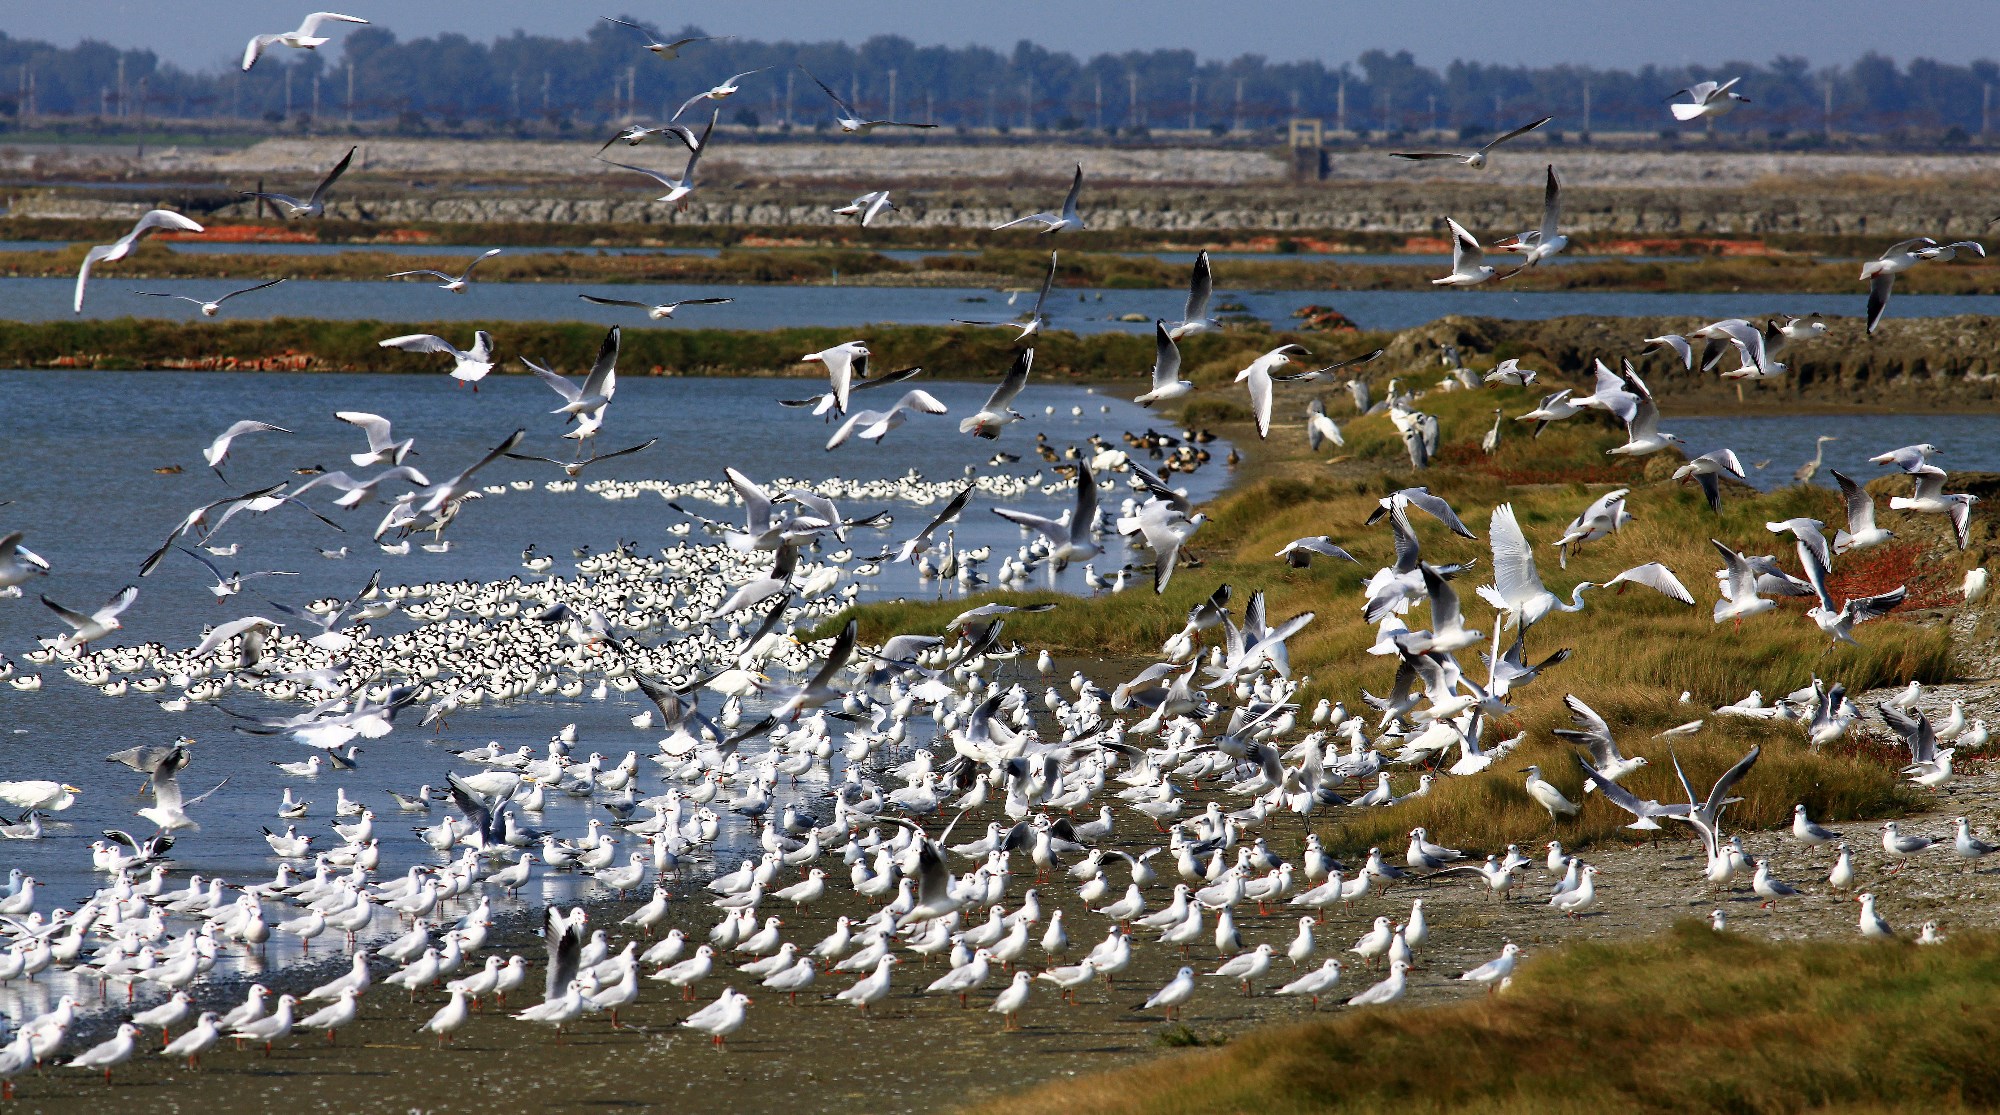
[839,375,1963,855]
[968,923,2000,1115]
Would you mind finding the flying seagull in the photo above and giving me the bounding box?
[956,251,1057,340]
[242,12,368,71]
[992,164,1085,234]
[1669,78,1749,122]
[388,248,504,293]
[801,67,939,134]
[1390,116,1553,168]
[596,111,718,203]
[240,147,356,218]
[133,278,287,318]
[672,71,766,121]
[600,17,726,59]
[832,191,897,227]
[579,293,732,320]
[75,209,204,313]
[378,330,496,388]
[959,348,1033,439]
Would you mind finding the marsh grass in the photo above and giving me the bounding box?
[971,923,2000,1115]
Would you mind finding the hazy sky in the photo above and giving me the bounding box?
[12,1,1997,72]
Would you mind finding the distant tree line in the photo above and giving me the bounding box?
[3,21,1998,141]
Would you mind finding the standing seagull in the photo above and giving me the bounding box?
[242,12,368,70]
[1498,166,1567,270]
[1669,77,1749,122]
[1390,116,1553,168]
[600,17,725,59]
[388,249,504,293]
[956,252,1057,340]
[801,68,939,134]
[378,330,496,388]
[992,165,1085,234]
[133,278,287,318]
[1432,219,1497,286]
[241,147,356,218]
[596,111,718,204]
[74,210,205,313]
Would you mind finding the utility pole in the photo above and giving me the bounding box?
[1336,73,1346,134]
[311,71,320,129]
[510,73,519,121]
[116,56,126,119]
[542,70,550,113]
[1094,76,1103,130]
[1984,82,1992,136]
[1824,77,1834,140]
[887,68,897,121]
[283,66,293,120]
[1582,79,1591,138]
[135,76,146,155]
[1428,93,1436,135]
[1128,70,1139,127]
[1233,77,1243,132]
[987,85,996,131]
[1187,75,1197,131]
[1022,75,1033,131]
[926,89,934,126]
[347,59,355,126]
[784,68,793,127]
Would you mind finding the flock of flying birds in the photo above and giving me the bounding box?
[0,14,1994,1100]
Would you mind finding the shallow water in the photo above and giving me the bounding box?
[0,369,1226,1017]
[20,274,1992,332]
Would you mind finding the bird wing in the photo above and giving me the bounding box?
[589,438,657,464]
[1388,151,1466,161]
[1183,250,1213,322]
[1420,564,1463,632]
[1069,461,1098,547]
[215,278,287,304]
[595,157,676,187]
[1832,470,1875,534]
[458,249,503,281]
[334,411,395,451]
[805,619,859,692]
[384,270,456,282]
[1700,745,1762,827]
[1537,165,1561,244]
[580,326,621,400]
[1484,115,1555,150]
[1243,365,1272,438]
[1555,694,1618,763]
[1847,586,1907,623]
[1445,218,1483,270]
[665,297,733,309]
[309,147,357,206]
[298,12,369,36]
[921,483,976,539]
[1797,541,1837,612]
[1866,273,1895,334]
[986,347,1033,410]
[991,508,1065,546]
[1030,251,1059,319]
[378,334,461,357]
[827,409,887,450]
[1604,563,1695,605]
[578,294,652,311]
[1059,164,1084,220]
[1401,489,1474,537]
[1150,321,1183,390]
[1486,504,1545,605]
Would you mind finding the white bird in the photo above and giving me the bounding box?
[1857,892,1894,938]
[74,210,204,312]
[1141,966,1196,1019]
[134,278,288,318]
[601,16,724,58]
[959,348,1033,439]
[388,248,504,294]
[1346,960,1409,1006]
[204,419,290,475]
[1167,250,1215,339]
[1455,943,1520,993]
[580,293,734,321]
[1432,219,1496,286]
[240,147,355,217]
[801,341,872,415]
[1889,465,1978,550]
[1390,116,1552,168]
[1669,77,1749,122]
[827,390,949,450]
[1235,345,1311,438]
[994,460,1100,571]
[1861,239,1983,334]
[672,70,767,121]
[1477,503,1693,629]
[1497,165,1568,269]
[597,111,719,204]
[1134,322,1192,407]
[334,411,415,468]
[990,970,1032,1030]
[832,191,898,227]
[802,68,939,134]
[378,330,496,388]
[42,585,138,650]
[680,988,751,1047]
[242,12,368,70]
[1521,765,1579,820]
[992,164,1085,234]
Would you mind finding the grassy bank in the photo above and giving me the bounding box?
[841,379,1972,854]
[973,922,2000,1115]
[6,239,1997,295]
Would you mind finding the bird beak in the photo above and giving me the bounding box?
[62,785,81,795]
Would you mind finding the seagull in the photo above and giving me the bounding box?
[673,70,768,121]
[1669,77,1749,122]
[579,293,733,320]
[994,460,1100,571]
[1516,389,1582,437]
[1830,471,1893,553]
[826,390,949,450]
[597,111,717,203]
[1798,545,1905,646]
[1235,344,1311,438]
[1889,465,1978,549]
[204,419,290,478]
[801,341,872,415]
[1133,322,1191,406]
[1166,250,1215,338]
[600,17,725,59]
[138,746,229,833]
[992,164,1085,234]
[1861,238,1984,334]
[1141,966,1196,1019]
[378,330,496,388]
[242,12,368,70]
[1606,369,1682,456]
[1712,540,1778,627]
[959,348,1033,439]
[1454,943,1519,993]
[801,67,938,134]
[1673,450,1747,514]
[523,326,620,424]
[42,585,138,651]
[1497,166,1567,269]
[74,209,204,312]
[334,411,414,468]
[0,532,51,590]
[240,147,355,217]
[1390,116,1552,167]
[506,439,657,478]
[1277,536,1357,569]
[1476,503,1693,629]
[1433,218,1497,285]
[832,190,897,227]
[956,251,1057,340]
[388,248,504,293]
[595,121,705,155]
[134,277,288,318]
[1306,398,1344,450]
